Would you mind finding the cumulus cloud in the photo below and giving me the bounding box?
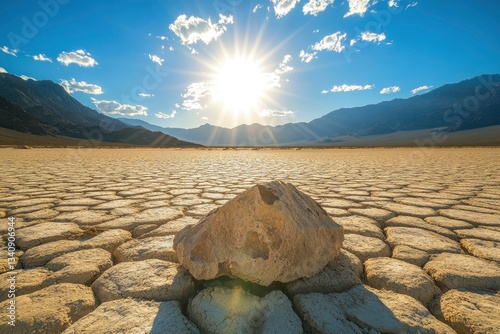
[148,54,164,66]
[57,50,98,67]
[20,75,36,81]
[312,32,347,53]
[328,84,373,92]
[60,78,103,95]
[411,85,433,94]
[91,98,147,116]
[275,54,294,74]
[138,93,154,98]
[344,0,371,17]
[303,0,334,16]
[388,0,398,7]
[380,86,400,94]
[1,46,19,57]
[0,67,7,73]
[361,32,386,43]
[181,81,212,111]
[299,50,318,63]
[33,54,52,62]
[169,14,233,46]
[253,4,264,13]
[259,109,294,117]
[155,110,176,119]
[272,0,300,18]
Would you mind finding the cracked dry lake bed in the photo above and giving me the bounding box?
[0,147,499,333]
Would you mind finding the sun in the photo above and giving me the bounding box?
[212,57,267,113]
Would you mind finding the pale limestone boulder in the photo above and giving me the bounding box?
[461,238,500,262]
[431,289,500,334]
[0,283,96,334]
[46,248,113,285]
[113,236,177,263]
[188,286,302,334]
[385,227,461,254]
[424,252,500,290]
[15,222,83,250]
[294,285,455,334]
[174,181,344,285]
[392,245,430,267]
[62,299,200,334]
[284,250,362,296]
[364,257,441,305]
[342,234,391,263]
[92,259,195,303]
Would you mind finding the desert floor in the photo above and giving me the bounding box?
[0,147,499,333]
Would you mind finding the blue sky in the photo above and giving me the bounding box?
[1,0,499,128]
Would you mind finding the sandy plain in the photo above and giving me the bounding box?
[0,147,499,333]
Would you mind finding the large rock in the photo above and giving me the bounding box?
[174,181,344,285]
[284,250,362,296]
[113,236,177,263]
[431,289,500,334]
[424,252,500,290]
[92,259,195,303]
[0,283,96,334]
[294,285,455,334]
[188,286,302,334]
[364,257,441,305]
[63,299,200,334]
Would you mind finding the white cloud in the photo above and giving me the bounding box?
[275,54,294,74]
[148,54,164,66]
[380,86,400,94]
[202,116,208,120]
[0,67,7,73]
[1,46,19,57]
[312,32,347,52]
[60,78,103,95]
[33,54,52,62]
[259,109,294,117]
[388,0,398,7]
[299,50,318,63]
[20,75,36,81]
[411,85,433,94]
[169,14,233,46]
[350,39,357,46]
[169,46,174,51]
[313,29,320,33]
[57,50,98,67]
[181,81,212,110]
[91,98,147,116]
[303,0,334,16]
[329,84,374,92]
[272,0,300,18]
[344,0,371,17]
[253,4,264,13]
[321,89,329,94]
[138,93,154,98]
[156,35,168,40]
[406,1,418,9]
[360,32,386,43]
[155,111,176,119]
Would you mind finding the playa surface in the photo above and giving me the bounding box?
[1,147,499,333]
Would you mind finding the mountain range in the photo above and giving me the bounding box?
[1,73,499,147]
[119,74,500,146]
[0,73,199,147]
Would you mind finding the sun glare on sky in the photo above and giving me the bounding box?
[212,57,267,114]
